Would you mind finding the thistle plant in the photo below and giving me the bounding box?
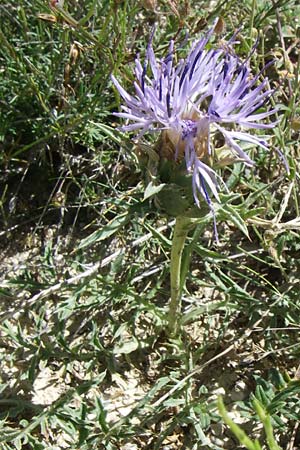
[112,22,281,335]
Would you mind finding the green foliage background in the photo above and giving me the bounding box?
[0,0,300,449]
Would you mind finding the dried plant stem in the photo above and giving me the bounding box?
[168,216,193,335]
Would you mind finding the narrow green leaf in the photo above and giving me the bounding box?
[218,397,262,450]
[143,181,166,200]
[219,204,249,238]
[78,213,129,249]
[113,338,139,355]
[142,221,172,247]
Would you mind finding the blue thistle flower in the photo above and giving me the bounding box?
[112,23,280,219]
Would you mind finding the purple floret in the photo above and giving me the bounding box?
[112,22,279,217]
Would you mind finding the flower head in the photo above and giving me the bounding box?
[112,23,279,218]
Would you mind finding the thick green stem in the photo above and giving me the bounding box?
[168,216,193,335]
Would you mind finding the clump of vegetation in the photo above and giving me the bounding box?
[0,1,300,449]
